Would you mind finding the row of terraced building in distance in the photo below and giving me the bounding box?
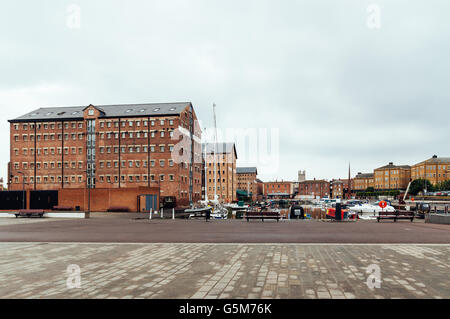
[242,155,450,201]
[353,155,450,191]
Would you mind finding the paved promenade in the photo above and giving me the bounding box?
[0,216,449,243]
[0,242,449,299]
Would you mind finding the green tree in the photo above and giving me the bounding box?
[435,180,450,191]
[365,187,375,192]
[409,179,433,195]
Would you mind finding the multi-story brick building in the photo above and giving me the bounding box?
[374,162,411,190]
[298,179,330,198]
[264,181,293,199]
[256,178,264,202]
[236,167,258,201]
[411,155,450,185]
[8,102,203,206]
[353,172,374,191]
[330,179,344,199]
[203,143,237,203]
[329,178,353,199]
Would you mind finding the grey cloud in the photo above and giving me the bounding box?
[1,0,449,181]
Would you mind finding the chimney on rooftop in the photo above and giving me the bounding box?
[433,155,438,158]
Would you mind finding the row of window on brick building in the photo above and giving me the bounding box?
[13,159,200,173]
[13,130,176,142]
[13,144,175,156]
[12,173,199,185]
[13,119,175,131]
[13,159,176,170]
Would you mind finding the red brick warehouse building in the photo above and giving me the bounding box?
[7,102,203,210]
[263,181,294,199]
[298,179,330,198]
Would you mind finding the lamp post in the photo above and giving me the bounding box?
[17,171,26,209]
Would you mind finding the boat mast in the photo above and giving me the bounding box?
[213,103,218,201]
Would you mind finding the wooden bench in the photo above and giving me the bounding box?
[15,209,45,218]
[377,210,414,222]
[245,211,280,222]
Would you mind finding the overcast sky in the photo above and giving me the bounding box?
[1,0,449,183]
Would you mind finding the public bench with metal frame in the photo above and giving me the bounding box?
[15,209,45,218]
[377,210,414,222]
[245,211,281,222]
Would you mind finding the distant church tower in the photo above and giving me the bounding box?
[298,170,306,182]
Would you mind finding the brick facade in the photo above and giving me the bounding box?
[298,179,330,198]
[330,178,353,199]
[236,167,258,201]
[263,181,293,199]
[354,172,374,190]
[8,103,202,207]
[411,155,450,185]
[374,162,411,190]
[203,143,237,203]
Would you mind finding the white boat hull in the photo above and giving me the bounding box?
[349,204,395,217]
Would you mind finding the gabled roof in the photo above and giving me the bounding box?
[83,104,106,115]
[9,102,192,122]
[236,167,257,174]
[202,143,238,159]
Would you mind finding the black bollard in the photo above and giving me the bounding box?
[335,202,342,221]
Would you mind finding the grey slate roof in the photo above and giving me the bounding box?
[9,102,191,122]
[415,156,450,165]
[299,179,329,183]
[236,167,258,174]
[202,143,237,158]
[375,163,411,170]
[355,173,374,179]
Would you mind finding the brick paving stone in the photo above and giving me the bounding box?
[0,243,449,299]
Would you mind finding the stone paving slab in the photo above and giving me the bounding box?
[0,243,448,299]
